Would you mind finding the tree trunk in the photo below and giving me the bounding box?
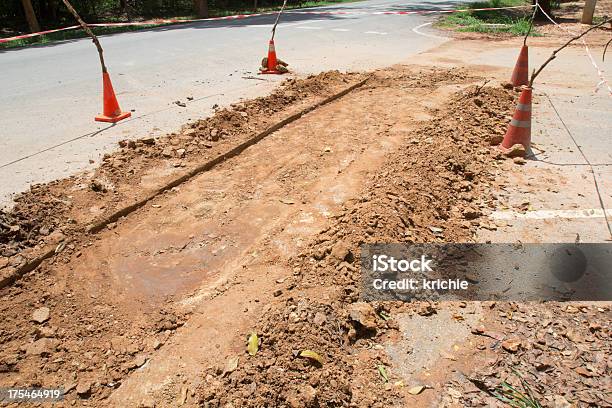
[193,0,208,18]
[120,0,127,12]
[253,0,258,12]
[581,0,597,24]
[21,0,41,32]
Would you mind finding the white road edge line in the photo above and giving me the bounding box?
[297,26,323,30]
[331,28,350,32]
[364,31,388,35]
[491,208,612,220]
[412,22,447,40]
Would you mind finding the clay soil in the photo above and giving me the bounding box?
[0,63,609,408]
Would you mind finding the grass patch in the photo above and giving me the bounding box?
[438,0,539,36]
[0,0,357,50]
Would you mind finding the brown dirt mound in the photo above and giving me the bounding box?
[197,84,519,407]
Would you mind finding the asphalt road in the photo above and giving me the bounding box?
[0,0,469,205]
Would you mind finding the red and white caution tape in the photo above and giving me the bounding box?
[536,4,611,95]
[0,5,534,44]
[0,11,278,44]
[0,25,80,44]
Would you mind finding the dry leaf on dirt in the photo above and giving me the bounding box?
[223,356,239,376]
[247,332,259,356]
[407,385,426,395]
[377,364,389,383]
[299,350,324,366]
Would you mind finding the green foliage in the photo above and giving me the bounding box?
[439,0,538,36]
[491,371,543,408]
[1,0,351,35]
[0,0,356,48]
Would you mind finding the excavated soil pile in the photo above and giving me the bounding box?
[0,71,364,261]
[197,84,519,407]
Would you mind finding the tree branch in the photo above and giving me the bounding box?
[61,0,107,73]
[529,17,612,87]
[523,1,538,46]
[604,37,612,61]
[271,0,288,41]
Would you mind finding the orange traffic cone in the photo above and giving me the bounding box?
[95,72,131,123]
[510,45,529,87]
[260,39,282,75]
[500,87,532,151]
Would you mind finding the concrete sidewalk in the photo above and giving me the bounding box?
[417,37,612,243]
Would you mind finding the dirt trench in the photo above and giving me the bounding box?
[0,66,484,407]
[3,61,602,408]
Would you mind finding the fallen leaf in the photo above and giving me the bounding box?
[223,356,239,376]
[247,333,259,356]
[575,366,594,377]
[378,311,391,321]
[299,350,324,366]
[377,364,389,383]
[407,385,426,395]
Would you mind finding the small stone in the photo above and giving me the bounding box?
[176,148,186,158]
[331,242,351,262]
[90,179,107,193]
[273,289,282,297]
[0,257,8,269]
[503,144,526,158]
[429,226,444,234]
[501,338,521,353]
[347,302,377,330]
[161,147,173,158]
[513,157,526,165]
[76,381,91,397]
[210,128,219,141]
[313,312,326,326]
[35,326,56,339]
[139,397,156,408]
[32,307,50,323]
[489,135,504,145]
[462,207,481,220]
[24,338,56,356]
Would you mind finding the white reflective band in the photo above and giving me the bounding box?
[516,103,531,111]
[510,119,531,128]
